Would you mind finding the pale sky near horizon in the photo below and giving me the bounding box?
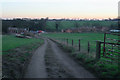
[0,0,120,19]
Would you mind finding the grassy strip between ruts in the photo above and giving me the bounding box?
[51,39,120,78]
[2,35,44,78]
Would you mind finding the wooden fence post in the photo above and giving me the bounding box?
[64,38,65,44]
[79,39,81,51]
[103,33,106,56]
[88,41,90,53]
[67,38,68,45]
[72,39,73,47]
[96,41,101,60]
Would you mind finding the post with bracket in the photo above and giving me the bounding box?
[72,39,73,47]
[88,41,90,53]
[67,38,68,45]
[79,39,81,51]
[96,41,101,60]
[103,33,106,56]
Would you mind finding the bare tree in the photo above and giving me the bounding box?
[55,20,61,31]
[74,21,79,28]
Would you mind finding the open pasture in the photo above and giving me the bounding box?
[2,35,44,52]
[42,32,118,53]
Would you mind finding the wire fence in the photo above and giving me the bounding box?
[47,32,120,65]
[49,37,97,58]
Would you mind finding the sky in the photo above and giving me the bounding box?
[0,0,120,19]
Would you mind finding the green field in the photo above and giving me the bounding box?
[2,35,44,52]
[42,32,118,53]
[42,32,119,78]
[46,20,117,30]
[2,35,44,78]
[42,32,119,64]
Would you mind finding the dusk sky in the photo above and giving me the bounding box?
[0,0,119,19]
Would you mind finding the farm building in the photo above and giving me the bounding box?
[64,29,72,33]
[8,27,29,34]
[62,27,109,33]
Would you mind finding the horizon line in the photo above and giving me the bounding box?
[1,17,118,20]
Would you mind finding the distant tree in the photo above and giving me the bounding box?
[92,22,101,27]
[83,22,89,27]
[39,17,48,31]
[2,20,9,33]
[110,24,114,29]
[55,23,59,31]
[110,23,118,30]
[13,26,16,27]
[74,21,79,28]
[55,20,61,31]
[2,20,13,33]
[29,21,36,30]
[12,19,23,28]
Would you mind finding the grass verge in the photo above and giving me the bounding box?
[2,35,44,78]
[51,38,120,78]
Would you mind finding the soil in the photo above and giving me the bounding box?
[24,38,96,78]
[2,38,96,78]
[24,40,48,78]
[45,41,73,78]
[2,42,43,78]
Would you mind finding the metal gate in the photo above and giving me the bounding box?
[102,32,120,63]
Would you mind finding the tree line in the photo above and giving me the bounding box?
[2,18,118,33]
[2,18,48,33]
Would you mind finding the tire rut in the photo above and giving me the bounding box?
[46,39,96,78]
[45,41,73,78]
[24,38,96,78]
[24,39,48,78]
